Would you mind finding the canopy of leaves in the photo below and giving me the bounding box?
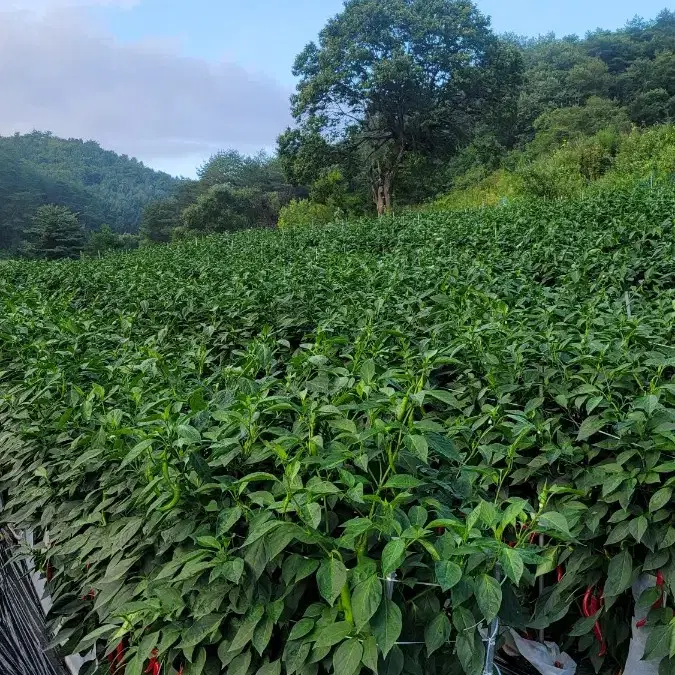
[289,0,522,212]
[31,204,85,260]
[528,96,632,155]
[181,184,279,234]
[281,8,675,210]
[84,225,139,257]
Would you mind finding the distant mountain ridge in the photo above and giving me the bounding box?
[0,131,178,253]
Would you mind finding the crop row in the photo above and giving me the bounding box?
[0,184,674,675]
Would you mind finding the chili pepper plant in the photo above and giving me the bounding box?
[0,183,675,675]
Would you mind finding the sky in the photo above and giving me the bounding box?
[0,0,671,178]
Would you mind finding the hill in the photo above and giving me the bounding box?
[0,132,177,253]
[0,181,674,673]
[432,122,675,210]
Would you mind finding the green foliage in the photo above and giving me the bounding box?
[516,149,587,200]
[141,199,182,244]
[289,0,522,213]
[1,183,675,675]
[604,124,675,183]
[198,150,290,196]
[309,169,364,214]
[182,184,278,234]
[277,200,336,229]
[279,8,674,212]
[435,123,675,208]
[139,151,301,242]
[84,225,138,257]
[31,205,85,260]
[529,97,631,156]
[432,170,521,210]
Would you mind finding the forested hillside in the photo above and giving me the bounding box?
[0,132,177,254]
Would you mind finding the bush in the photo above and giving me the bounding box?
[529,97,631,157]
[277,199,336,229]
[434,124,675,212]
[606,124,675,183]
[182,185,279,234]
[516,149,586,200]
[431,170,521,210]
[84,225,126,256]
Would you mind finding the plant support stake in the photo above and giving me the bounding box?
[482,566,502,675]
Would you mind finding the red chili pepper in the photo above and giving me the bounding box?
[593,623,606,655]
[436,527,445,535]
[582,586,593,617]
[582,585,606,656]
[177,667,183,675]
[651,570,667,609]
[556,565,564,582]
[145,649,160,675]
[108,640,125,675]
[529,531,538,545]
[588,592,600,615]
[636,618,647,628]
[46,563,54,582]
[82,588,96,601]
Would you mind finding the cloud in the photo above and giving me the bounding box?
[0,0,139,11]
[0,8,293,173]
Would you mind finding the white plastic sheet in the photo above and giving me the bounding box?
[624,575,661,675]
[508,630,577,675]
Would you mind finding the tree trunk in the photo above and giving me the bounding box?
[370,145,403,216]
[371,160,386,216]
[382,171,393,213]
[376,187,386,216]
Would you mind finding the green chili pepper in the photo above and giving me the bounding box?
[340,583,354,626]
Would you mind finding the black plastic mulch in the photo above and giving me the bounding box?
[0,530,68,675]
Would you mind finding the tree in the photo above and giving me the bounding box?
[277,126,364,211]
[140,199,181,244]
[181,185,278,234]
[33,205,85,260]
[198,150,288,193]
[84,224,125,256]
[290,0,522,214]
[529,97,631,155]
[565,58,613,101]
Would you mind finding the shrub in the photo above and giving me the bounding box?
[431,170,521,210]
[84,225,126,256]
[515,149,586,200]
[277,199,336,229]
[607,124,675,183]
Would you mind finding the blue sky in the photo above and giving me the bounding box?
[1,0,671,177]
[98,0,671,87]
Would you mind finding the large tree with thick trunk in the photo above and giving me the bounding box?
[289,0,522,215]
